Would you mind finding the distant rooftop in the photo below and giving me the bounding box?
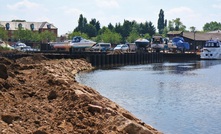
[0,21,57,31]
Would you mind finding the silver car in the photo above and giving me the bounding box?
[114,44,129,52]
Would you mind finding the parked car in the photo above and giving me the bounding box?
[114,44,129,52]
[20,46,35,52]
[12,42,27,50]
[91,43,112,52]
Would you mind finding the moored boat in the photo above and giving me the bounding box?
[200,39,221,59]
[151,35,165,51]
[70,36,96,48]
[134,38,149,49]
[51,40,72,51]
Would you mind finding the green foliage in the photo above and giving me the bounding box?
[31,32,41,42]
[84,24,97,37]
[97,28,122,44]
[122,20,133,38]
[189,26,196,32]
[108,23,114,31]
[203,21,221,31]
[162,27,169,37]
[157,9,165,34]
[127,27,139,43]
[14,28,32,42]
[77,14,87,33]
[168,20,174,31]
[11,28,56,43]
[89,18,100,33]
[143,33,151,39]
[40,31,56,43]
[69,31,88,39]
[75,15,101,37]
[167,18,186,31]
[0,27,8,40]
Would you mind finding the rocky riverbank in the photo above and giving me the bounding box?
[0,54,162,134]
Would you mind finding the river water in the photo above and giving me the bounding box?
[76,60,221,134]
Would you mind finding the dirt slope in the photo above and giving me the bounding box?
[0,54,162,134]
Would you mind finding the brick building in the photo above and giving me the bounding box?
[0,20,58,42]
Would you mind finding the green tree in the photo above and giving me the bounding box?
[68,31,88,39]
[143,33,151,40]
[203,21,221,31]
[108,23,114,31]
[157,9,165,34]
[167,18,186,31]
[31,32,41,42]
[97,28,122,44]
[127,27,139,43]
[89,18,100,35]
[122,20,132,39]
[168,20,174,31]
[162,27,169,37]
[164,19,167,27]
[114,23,122,35]
[0,27,8,41]
[75,14,87,33]
[173,18,186,31]
[189,26,196,32]
[146,21,156,36]
[14,28,33,42]
[85,24,97,37]
[40,31,56,43]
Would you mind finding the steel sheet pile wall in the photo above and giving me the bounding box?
[80,52,163,68]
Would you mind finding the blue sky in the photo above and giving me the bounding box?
[1,0,221,35]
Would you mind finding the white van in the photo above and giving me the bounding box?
[91,43,112,52]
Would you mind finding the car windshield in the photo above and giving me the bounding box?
[100,44,110,47]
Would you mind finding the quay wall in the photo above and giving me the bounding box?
[0,51,200,68]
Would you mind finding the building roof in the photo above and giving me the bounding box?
[0,21,57,31]
[183,32,221,41]
[167,31,221,41]
[167,31,183,35]
[207,30,221,33]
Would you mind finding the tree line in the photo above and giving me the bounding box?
[1,9,221,45]
[69,9,221,44]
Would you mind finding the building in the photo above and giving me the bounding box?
[167,31,221,51]
[0,20,57,43]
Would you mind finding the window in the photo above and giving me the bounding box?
[47,24,51,29]
[30,24,34,31]
[5,23,10,30]
[18,23,22,29]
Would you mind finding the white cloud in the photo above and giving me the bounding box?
[95,0,120,9]
[7,0,40,10]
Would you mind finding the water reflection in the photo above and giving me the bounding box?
[76,60,221,134]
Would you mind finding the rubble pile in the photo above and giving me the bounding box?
[0,54,161,134]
